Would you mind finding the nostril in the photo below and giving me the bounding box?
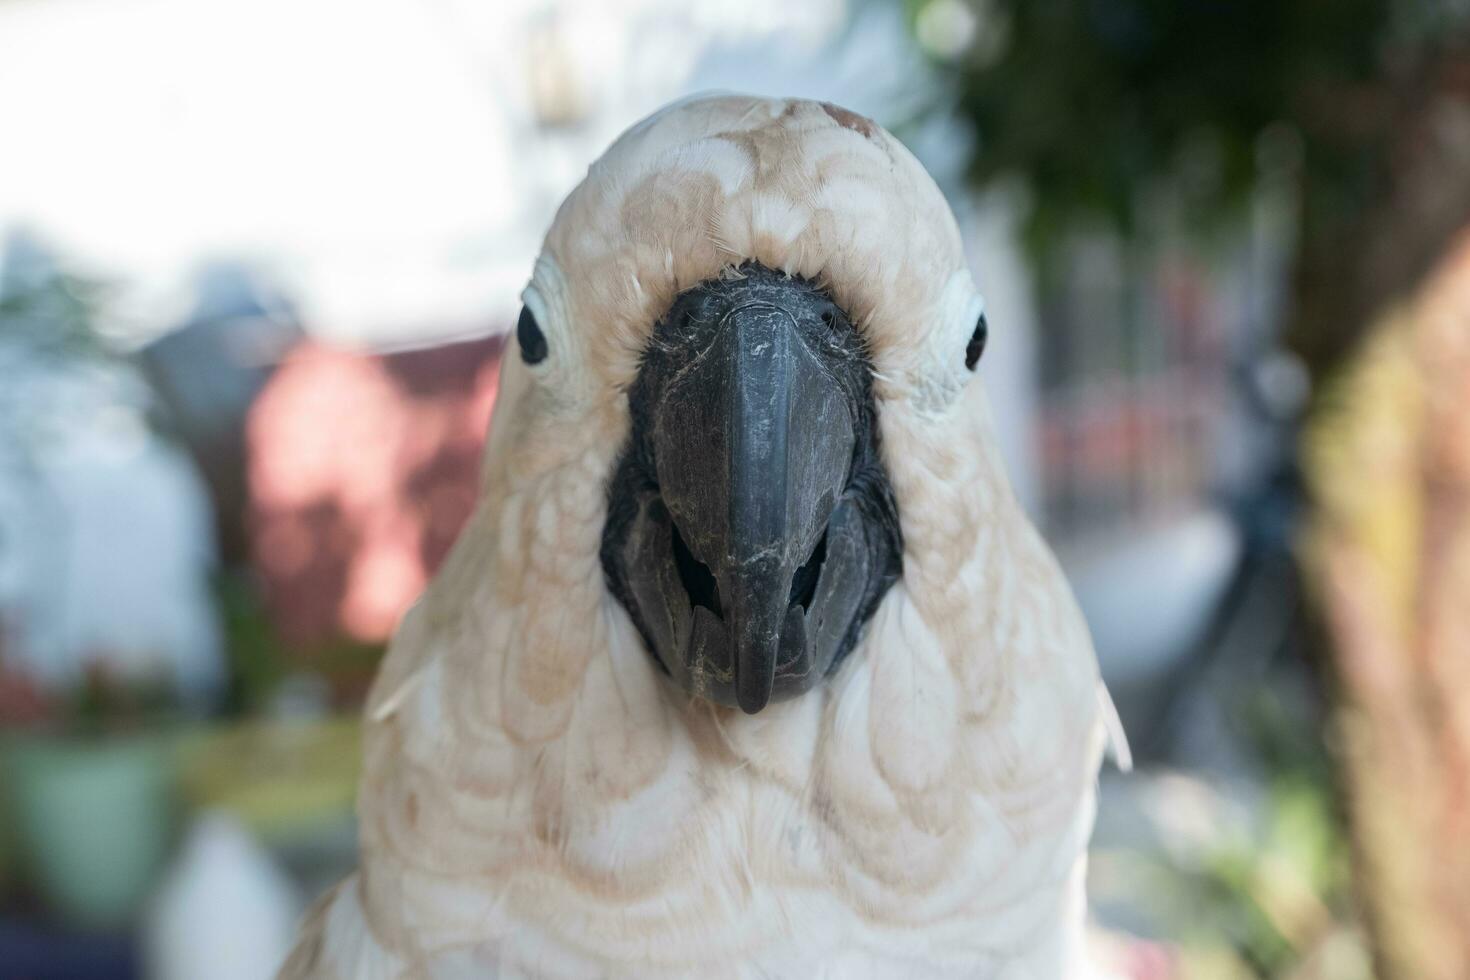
[789,528,828,611]
[671,521,723,619]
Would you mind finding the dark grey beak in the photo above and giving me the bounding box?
[601,264,901,713]
[652,299,853,712]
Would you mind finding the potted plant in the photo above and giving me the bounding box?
[0,662,177,930]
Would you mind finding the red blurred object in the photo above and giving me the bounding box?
[246,336,503,647]
[0,664,54,727]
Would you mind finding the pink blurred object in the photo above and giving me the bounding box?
[246,336,503,647]
[1089,928,1179,980]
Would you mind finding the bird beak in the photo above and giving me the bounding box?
[602,266,901,714]
[651,297,853,712]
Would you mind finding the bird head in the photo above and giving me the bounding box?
[497,95,988,716]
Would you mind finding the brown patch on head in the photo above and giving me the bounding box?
[715,125,797,189]
[820,102,876,139]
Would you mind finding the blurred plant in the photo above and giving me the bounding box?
[214,572,290,715]
[1092,683,1371,978]
[0,240,110,363]
[0,661,179,737]
[65,664,180,737]
[0,233,168,452]
[215,572,383,716]
[1197,691,1362,978]
[920,0,1470,374]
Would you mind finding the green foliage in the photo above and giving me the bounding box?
[1087,671,1368,976]
[0,254,110,362]
[214,572,384,715]
[1184,686,1363,975]
[215,572,291,714]
[928,0,1399,253]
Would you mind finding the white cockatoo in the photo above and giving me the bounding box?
[281,94,1122,980]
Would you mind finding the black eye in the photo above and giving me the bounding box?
[517,306,548,364]
[965,313,987,371]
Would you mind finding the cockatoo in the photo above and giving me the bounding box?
[281,93,1122,980]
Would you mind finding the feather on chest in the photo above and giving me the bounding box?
[340,475,1102,975]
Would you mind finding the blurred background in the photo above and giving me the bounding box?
[2,0,1468,977]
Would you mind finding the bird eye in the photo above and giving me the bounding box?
[517,306,548,364]
[965,313,987,371]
